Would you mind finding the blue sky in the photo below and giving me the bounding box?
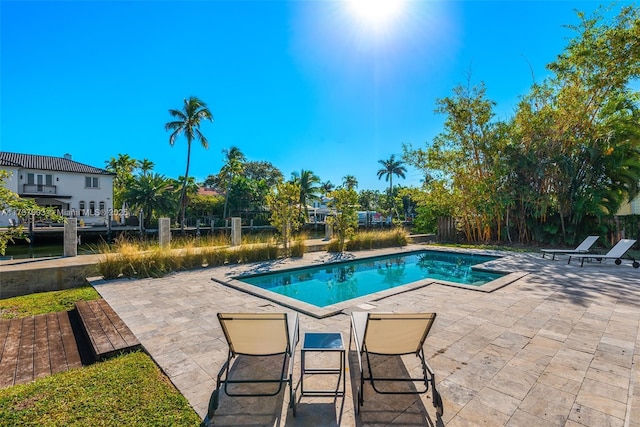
[0,0,626,192]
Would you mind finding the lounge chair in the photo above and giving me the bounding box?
[202,312,299,426]
[541,235,599,260]
[349,312,443,416]
[568,239,638,268]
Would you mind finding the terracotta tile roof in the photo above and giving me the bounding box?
[198,187,223,196]
[0,152,114,175]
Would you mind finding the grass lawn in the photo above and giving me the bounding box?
[0,351,201,426]
[0,288,202,426]
[0,286,101,319]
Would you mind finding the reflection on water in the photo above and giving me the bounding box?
[4,243,97,259]
[239,251,503,308]
[376,257,406,287]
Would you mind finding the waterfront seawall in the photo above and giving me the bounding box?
[0,255,100,299]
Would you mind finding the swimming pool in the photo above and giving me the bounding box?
[235,250,505,309]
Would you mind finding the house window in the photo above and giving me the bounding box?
[79,201,86,215]
[89,201,96,215]
[99,201,105,215]
[85,176,99,188]
[27,173,53,190]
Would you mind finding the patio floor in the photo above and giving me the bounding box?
[90,244,640,426]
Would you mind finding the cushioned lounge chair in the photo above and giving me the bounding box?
[541,235,599,260]
[568,239,638,268]
[349,312,443,416]
[202,312,299,426]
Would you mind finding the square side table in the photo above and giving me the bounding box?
[300,332,346,397]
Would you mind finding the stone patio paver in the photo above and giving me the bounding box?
[88,244,640,426]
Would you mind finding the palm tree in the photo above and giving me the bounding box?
[219,146,246,221]
[342,174,358,190]
[320,180,334,196]
[165,96,213,231]
[138,158,154,176]
[105,154,138,208]
[123,173,176,228]
[290,169,320,222]
[377,154,407,218]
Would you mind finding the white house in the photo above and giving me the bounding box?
[618,194,640,215]
[0,152,115,227]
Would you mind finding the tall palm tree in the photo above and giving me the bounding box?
[138,158,154,176]
[377,154,407,217]
[291,169,320,222]
[219,146,246,220]
[342,174,358,190]
[165,96,213,231]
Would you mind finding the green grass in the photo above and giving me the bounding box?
[0,288,201,425]
[0,351,201,426]
[0,286,101,319]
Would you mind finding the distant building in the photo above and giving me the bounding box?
[197,186,224,197]
[618,195,640,215]
[0,152,115,227]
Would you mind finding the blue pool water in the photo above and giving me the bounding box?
[236,251,503,308]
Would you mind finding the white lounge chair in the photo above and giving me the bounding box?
[202,312,299,425]
[350,312,443,416]
[568,239,638,268]
[541,235,599,260]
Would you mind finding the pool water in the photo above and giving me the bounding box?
[236,251,503,308]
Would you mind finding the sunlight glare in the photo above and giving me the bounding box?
[345,0,406,29]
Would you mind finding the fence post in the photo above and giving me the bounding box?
[158,217,171,248]
[231,217,241,246]
[63,218,78,257]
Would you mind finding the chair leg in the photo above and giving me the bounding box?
[359,365,365,407]
[200,387,220,427]
[424,357,443,416]
[288,365,296,417]
[433,388,443,417]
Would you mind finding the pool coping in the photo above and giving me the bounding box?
[211,246,528,319]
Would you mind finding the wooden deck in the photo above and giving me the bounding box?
[0,312,82,388]
[0,299,141,389]
[75,299,140,361]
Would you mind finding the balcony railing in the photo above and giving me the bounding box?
[22,184,57,195]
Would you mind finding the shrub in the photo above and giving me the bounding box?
[326,239,342,252]
[96,253,123,280]
[343,229,410,251]
[202,247,228,267]
[290,234,307,258]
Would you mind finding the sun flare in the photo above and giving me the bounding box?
[345,0,406,29]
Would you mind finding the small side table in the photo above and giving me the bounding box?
[300,332,346,397]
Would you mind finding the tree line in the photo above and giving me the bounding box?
[402,6,640,245]
[105,144,409,230]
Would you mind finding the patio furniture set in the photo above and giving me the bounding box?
[541,236,639,268]
[200,311,443,426]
